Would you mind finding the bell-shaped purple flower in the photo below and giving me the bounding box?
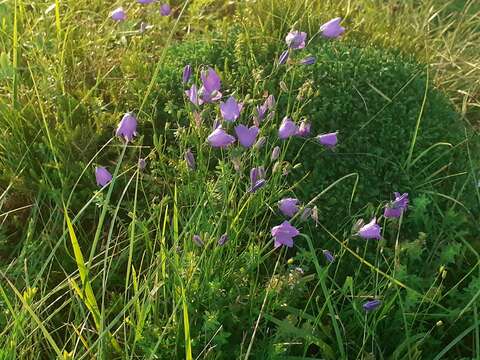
[300,56,316,65]
[278,50,289,65]
[111,7,126,21]
[320,17,345,39]
[271,146,281,161]
[218,233,228,246]
[182,64,192,83]
[278,198,299,218]
[297,120,311,137]
[357,218,381,240]
[185,149,195,170]
[220,96,242,122]
[271,220,300,248]
[95,167,112,187]
[192,234,204,247]
[235,125,259,148]
[207,127,235,148]
[285,30,307,49]
[278,117,299,139]
[363,299,382,312]
[323,250,335,263]
[160,3,171,16]
[317,132,338,148]
[384,192,409,218]
[185,84,203,106]
[116,113,138,142]
[201,67,221,98]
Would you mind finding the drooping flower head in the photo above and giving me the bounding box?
[200,67,222,103]
[182,64,192,84]
[285,30,307,49]
[320,17,345,39]
[357,218,382,240]
[250,179,266,193]
[235,125,259,148]
[192,235,204,247]
[160,3,171,16]
[95,167,112,187]
[111,7,126,21]
[185,84,202,106]
[384,192,409,218]
[207,127,235,148]
[220,96,242,122]
[184,149,195,170]
[297,120,311,137]
[218,233,228,246]
[271,220,300,248]
[278,198,299,218]
[278,117,299,140]
[317,132,338,148]
[138,158,147,170]
[278,50,289,65]
[300,56,316,66]
[116,113,138,142]
[363,299,382,312]
[323,250,335,263]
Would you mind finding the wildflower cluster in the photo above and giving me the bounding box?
[93,14,414,315]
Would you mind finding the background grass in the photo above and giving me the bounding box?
[0,0,479,359]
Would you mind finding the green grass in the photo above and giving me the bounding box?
[0,0,479,359]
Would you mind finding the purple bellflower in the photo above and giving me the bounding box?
[95,167,112,187]
[300,56,316,65]
[320,17,345,39]
[278,198,299,218]
[207,127,236,148]
[323,250,335,263]
[279,117,299,139]
[384,192,409,218]
[160,4,171,16]
[235,125,259,148]
[317,132,338,148]
[271,220,300,248]
[363,299,382,312]
[220,96,242,122]
[297,120,311,137]
[357,218,382,240]
[111,7,126,21]
[285,31,307,49]
[182,65,192,83]
[200,67,222,103]
[185,84,203,106]
[116,113,138,142]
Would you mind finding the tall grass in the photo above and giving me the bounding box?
[0,0,478,359]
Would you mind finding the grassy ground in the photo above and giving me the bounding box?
[0,0,479,359]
